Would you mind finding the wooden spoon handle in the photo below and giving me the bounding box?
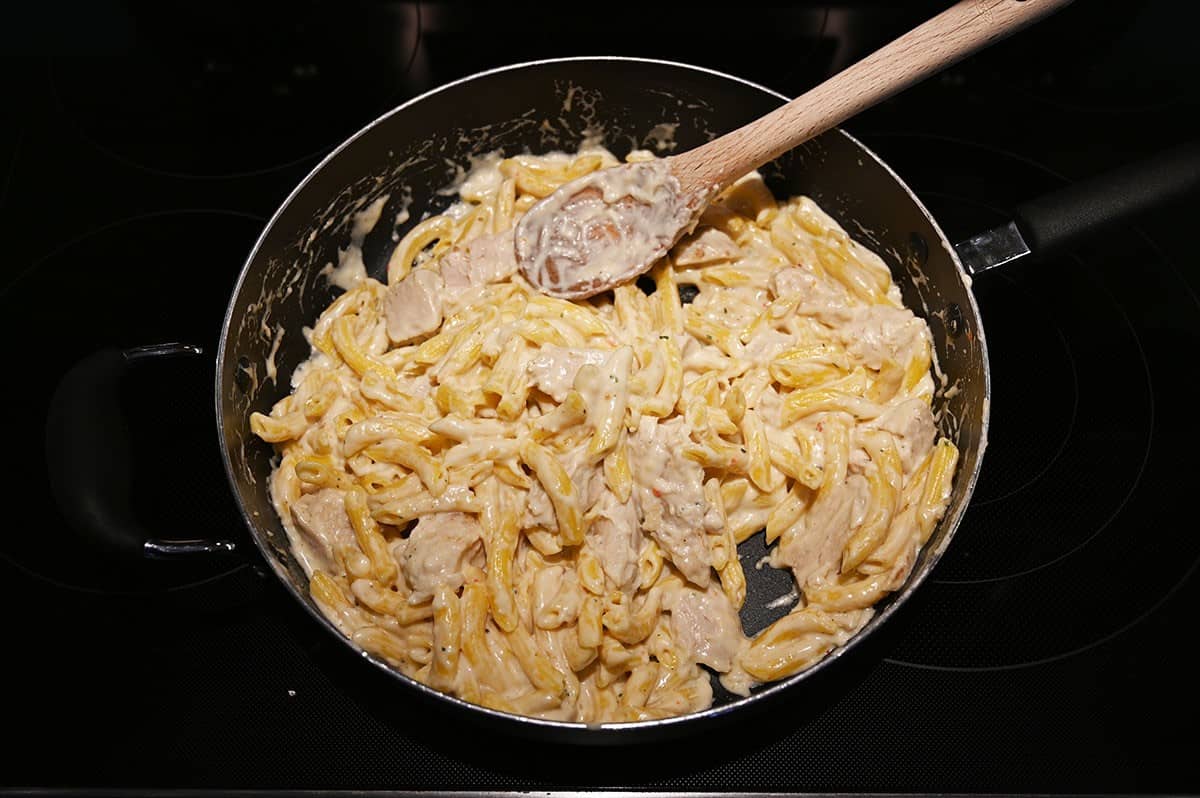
[669,0,1073,196]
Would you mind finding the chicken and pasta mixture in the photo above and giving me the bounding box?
[250,144,958,723]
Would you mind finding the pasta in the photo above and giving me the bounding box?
[251,143,959,723]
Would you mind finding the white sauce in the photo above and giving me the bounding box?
[514,160,697,299]
[322,194,389,290]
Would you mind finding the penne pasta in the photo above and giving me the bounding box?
[252,143,958,724]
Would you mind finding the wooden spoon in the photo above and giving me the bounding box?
[515,0,1073,300]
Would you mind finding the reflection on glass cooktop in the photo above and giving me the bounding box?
[2,1,1198,794]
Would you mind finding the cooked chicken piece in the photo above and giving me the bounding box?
[587,491,642,593]
[870,398,937,475]
[668,582,745,672]
[468,228,519,282]
[672,227,740,266]
[290,488,357,574]
[837,305,927,371]
[441,228,519,298]
[400,512,483,602]
[632,417,717,587]
[775,261,862,308]
[527,346,608,402]
[771,474,870,589]
[385,268,444,344]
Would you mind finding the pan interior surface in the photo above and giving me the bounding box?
[216,57,988,740]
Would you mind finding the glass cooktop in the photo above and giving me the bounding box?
[2,1,1197,794]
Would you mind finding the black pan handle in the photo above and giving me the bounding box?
[955,138,1200,274]
[44,343,238,560]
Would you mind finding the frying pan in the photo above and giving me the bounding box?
[45,57,1200,743]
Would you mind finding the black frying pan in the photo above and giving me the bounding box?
[46,57,1200,743]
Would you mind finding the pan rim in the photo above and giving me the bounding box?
[215,54,991,738]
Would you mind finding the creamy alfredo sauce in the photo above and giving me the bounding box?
[514,159,698,299]
[251,141,958,725]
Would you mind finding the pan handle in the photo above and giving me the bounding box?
[44,343,239,560]
[955,138,1200,274]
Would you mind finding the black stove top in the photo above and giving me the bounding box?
[4,1,1199,794]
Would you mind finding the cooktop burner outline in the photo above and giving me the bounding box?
[935,247,1154,584]
[0,550,253,597]
[913,189,1081,507]
[974,2,1198,116]
[45,3,425,180]
[860,133,1157,585]
[833,127,1193,674]
[0,207,269,294]
[886,541,1200,672]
